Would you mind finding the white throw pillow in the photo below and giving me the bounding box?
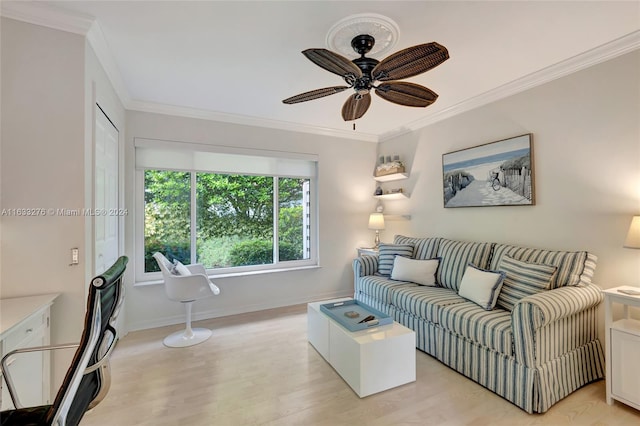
[173,261,192,276]
[458,264,506,310]
[390,256,439,286]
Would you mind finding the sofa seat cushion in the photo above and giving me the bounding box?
[392,286,467,323]
[439,302,513,356]
[358,275,417,305]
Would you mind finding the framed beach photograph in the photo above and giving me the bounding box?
[442,134,535,208]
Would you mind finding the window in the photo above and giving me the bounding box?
[135,138,317,281]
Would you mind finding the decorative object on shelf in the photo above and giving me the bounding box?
[442,133,534,208]
[375,159,405,177]
[374,185,383,196]
[623,216,640,248]
[375,201,384,213]
[368,212,385,248]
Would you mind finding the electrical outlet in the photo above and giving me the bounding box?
[71,248,79,265]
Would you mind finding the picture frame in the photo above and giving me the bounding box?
[442,134,535,208]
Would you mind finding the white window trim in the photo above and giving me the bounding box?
[134,140,319,283]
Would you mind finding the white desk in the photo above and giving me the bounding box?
[602,286,640,411]
[0,293,59,410]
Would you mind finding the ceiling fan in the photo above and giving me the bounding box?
[282,34,449,121]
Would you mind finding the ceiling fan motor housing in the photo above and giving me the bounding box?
[351,34,375,55]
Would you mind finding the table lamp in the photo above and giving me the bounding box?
[623,215,640,249]
[368,213,385,248]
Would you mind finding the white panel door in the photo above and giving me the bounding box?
[94,106,119,275]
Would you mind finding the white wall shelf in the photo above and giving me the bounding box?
[373,172,409,182]
[384,214,411,221]
[374,192,409,200]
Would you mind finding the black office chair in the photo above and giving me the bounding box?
[0,256,128,426]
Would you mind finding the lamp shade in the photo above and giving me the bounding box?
[368,213,385,230]
[624,216,640,249]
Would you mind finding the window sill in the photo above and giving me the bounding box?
[133,264,321,287]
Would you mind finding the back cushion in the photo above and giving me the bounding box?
[489,244,595,289]
[437,239,494,291]
[393,235,441,260]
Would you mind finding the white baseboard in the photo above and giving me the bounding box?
[124,290,353,333]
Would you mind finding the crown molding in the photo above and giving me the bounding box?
[127,100,379,143]
[86,22,131,107]
[0,1,94,35]
[3,2,638,144]
[380,30,640,141]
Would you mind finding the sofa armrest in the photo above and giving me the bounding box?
[353,255,378,280]
[511,283,603,366]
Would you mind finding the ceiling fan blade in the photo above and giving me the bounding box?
[375,82,438,107]
[302,49,363,79]
[341,93,371,121]
[282,86,350,104]
[372,42,449,81]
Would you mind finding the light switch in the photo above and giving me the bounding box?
[71,248,79,265]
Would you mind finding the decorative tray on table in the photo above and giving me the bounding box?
[320,299,392,332]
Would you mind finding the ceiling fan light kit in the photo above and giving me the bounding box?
[283,14,449,122]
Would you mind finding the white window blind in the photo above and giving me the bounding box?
[134,138,317,177]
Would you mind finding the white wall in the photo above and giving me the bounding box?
[377,51,640,326]
[124,111,377,331]
[1,17,126,385]
[0,18,87,345]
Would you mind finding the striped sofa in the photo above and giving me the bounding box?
[352,235,605,413]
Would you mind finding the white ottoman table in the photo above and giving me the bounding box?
[307,298,416,397]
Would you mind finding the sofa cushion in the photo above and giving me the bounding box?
[392,286,467,323]
[489,243,593,289]
[496,256,557,311]
[458,264,506,310]
[394,235,441,260]
[439,302,513,356]
[378,243,414,276]
[437,239,494,291]
[358,275,417,305]
[391,256,440,286]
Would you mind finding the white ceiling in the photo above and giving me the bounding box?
[3,1,639,141]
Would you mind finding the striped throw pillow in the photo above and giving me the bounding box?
[378,243,414,276]
[496,256,557,311]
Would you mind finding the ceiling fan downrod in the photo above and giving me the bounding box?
[348,35,380,95]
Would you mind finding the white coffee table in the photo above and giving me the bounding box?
[307,298,416,397]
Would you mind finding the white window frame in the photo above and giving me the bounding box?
[134,138,319,284]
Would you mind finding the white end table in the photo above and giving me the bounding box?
[356,247,379,257]
[307,298,416,397]
[602,286,640,411]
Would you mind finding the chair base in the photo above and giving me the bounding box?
[163,328,212,348]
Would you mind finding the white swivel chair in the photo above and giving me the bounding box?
[153,252,221,348]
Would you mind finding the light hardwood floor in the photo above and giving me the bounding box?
[82,304,640,426]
